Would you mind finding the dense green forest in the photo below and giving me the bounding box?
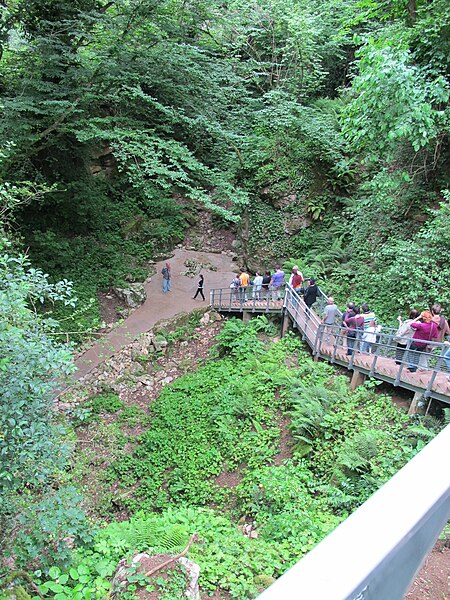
[1,0,450,597]
[1,0,450,328]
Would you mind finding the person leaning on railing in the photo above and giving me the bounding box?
[407,311,438,373]
[394,309,420,365]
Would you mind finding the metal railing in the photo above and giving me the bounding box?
[209,285,286,312]
[283,285,450,405]
[258,422,450,600]
[209,284,450,403]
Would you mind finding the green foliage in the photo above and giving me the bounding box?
[286,377,433,510]
[107,318,300,511]
[212,314,276,358]
[0,245,75,498]
[236,461,341,556]
[165,311,203,344]
[4,320,442,597]
[87,392,123,416]
[2,0,450,594]
[342,42,449,156]
[11,487,93,572]
[287,382,337,456]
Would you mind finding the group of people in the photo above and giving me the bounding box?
[228,263,450,377]
[322,299,381,356]
[161,261,450,379]
[394,306,450,377]
[230,267,281,302]
[320,296,450,377]
[229,265,316,304]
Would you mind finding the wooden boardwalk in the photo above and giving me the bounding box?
[210,286,450,407]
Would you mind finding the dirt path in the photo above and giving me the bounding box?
[72,249,237,382]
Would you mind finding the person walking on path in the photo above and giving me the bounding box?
[193,273,205,300]
[407,311,438,373]
[322,296,338,343]
[161,262,171,293]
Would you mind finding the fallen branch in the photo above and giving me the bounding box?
[144,533,198,578]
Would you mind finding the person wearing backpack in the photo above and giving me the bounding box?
[230,274,240,302]
[394,309,419,365]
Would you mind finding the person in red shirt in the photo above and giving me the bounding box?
[407,311,438,373]
[291,269,304,291]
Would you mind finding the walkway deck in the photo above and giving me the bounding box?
[210,285,450,406]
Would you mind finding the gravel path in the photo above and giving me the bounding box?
[71,249,237,382]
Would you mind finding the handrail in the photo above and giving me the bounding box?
[258,423,450,600]
[210,284,286,313]
[282,285,450,403]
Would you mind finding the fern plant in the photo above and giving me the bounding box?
[334,430,382,478]
[108,515,190,555]
[288,382,338,456]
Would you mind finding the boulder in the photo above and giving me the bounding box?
[283,214,311,235]
[273,192,297,208]
[153,338,168,352]
[179,557,200,599]
[153,309,207,336]
[200,312,210,326]
[208,310,222,322]
[113,283,147,308]
[111,553,200,599]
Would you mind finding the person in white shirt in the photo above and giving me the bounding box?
[252,272,263,300]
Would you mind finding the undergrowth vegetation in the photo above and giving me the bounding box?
[2,318,442,599]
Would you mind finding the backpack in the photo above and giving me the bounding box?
[394,321,412,343]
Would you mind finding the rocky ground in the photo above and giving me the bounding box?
[60,308,222,412]
[406,540,449,599]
